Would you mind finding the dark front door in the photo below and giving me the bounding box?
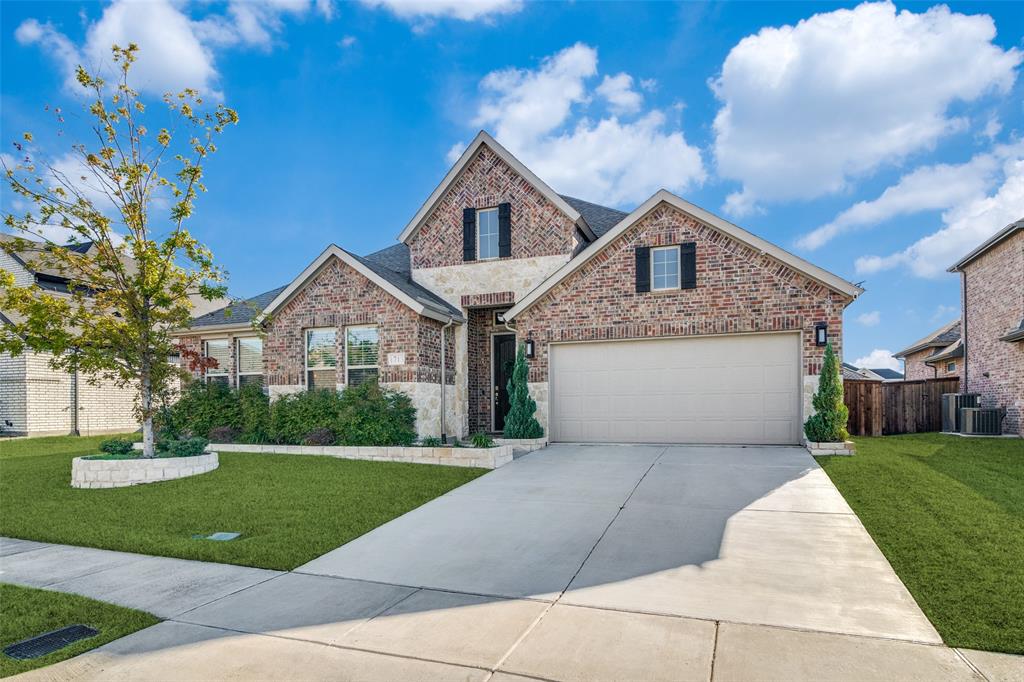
[493,334,516,432]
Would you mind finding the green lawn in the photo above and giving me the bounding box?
[816,433,1024,654]
[0,434,486,570]
[0,583,159,678]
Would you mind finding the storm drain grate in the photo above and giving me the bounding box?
[191,532,241,541]
[3,624,99,660]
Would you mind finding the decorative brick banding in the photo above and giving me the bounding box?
[71,453,218,489]
[461,291,516,308]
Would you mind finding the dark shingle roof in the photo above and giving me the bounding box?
[190,285,288,328]
[894,319,960,357]
[560,195,630,237]
[350,250,462,320]
[868,368,904,380]
[363,242,411,274]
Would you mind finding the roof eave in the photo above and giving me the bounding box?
[397,131,582,245]
[171,322,257,336]
[948,221,1023,272]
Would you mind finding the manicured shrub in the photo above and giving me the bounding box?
[208,426,240,444]
[335,381,417,447]
[161,437,209,457]
[470,433,494,448]
[503,343,544,439]
[302,427,337,446]
[171,381,242,438]
[420,437,442,447]
[238,382,271,444]
[99,438,134,456]
[803,342,849,443]
[270,389,343,445]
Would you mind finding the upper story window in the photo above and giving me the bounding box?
[651,246,680,291]
[477,207,500,260]
[946,361,957,373]
[236,337,263,388]
[346,326,379,386]
[204,339,230,385]
[305,328,336,390]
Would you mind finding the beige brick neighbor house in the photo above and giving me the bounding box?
[175,131,864,445]
[949,219,1023,437]
[894,319,963,381]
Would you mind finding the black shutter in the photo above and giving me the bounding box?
[462,208,476,262]
[635,246,651,293]
[498,202,512,258]
[680,241,697,289]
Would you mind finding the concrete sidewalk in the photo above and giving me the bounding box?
[3,444,1021,681]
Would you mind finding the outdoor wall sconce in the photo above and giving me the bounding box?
[815,322,828,347]
[525,337,536,359]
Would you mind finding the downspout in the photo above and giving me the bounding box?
[962,271,968,393]
[439,316,454,444]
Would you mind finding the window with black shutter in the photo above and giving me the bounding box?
[635,246,651,293]
[498,202,512,258]
[463,208,476,261]
[680,241,697,289]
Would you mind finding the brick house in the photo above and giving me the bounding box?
[174,131,863,445]
[949,219,1023,436]
[893,320,962,381]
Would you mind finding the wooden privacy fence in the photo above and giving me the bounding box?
[844,378,961,436]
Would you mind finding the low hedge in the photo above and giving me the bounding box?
[158,380,417,447]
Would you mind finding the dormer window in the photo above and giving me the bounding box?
[477,207,500,260]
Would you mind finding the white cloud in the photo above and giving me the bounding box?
[797,151,1002,250]
[360,0,522,22]
[931,304,958,323]
[17,0,329,99]
[465,43,705,206]
[981,114,1002,141]
[339,35,358,48]
[856,153,1023,277]
[596,73,642,114]
[856,311,881,327]
[854,349,901,371]
[711,1,1022,216]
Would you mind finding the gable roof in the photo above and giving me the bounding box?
[924,338,964,364]
[560,195,629,238]
[259,245,463,325]
[842,362,882,381]
[397,131,595,244]
[188,285,289,330]
[894,319,961,358]
[363,242,411,274]
[949,218,1023,272]
[505,190,864,320]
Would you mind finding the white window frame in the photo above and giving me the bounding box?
[345,326,380,386]
[946,361,957,373]
[235,337,263,387]
[305,327,337,389]
[476,207,500,261]
[651,245,681,291]
[203,339,230,385]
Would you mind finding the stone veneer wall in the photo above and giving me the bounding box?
[72,452,218,488]
[408,144,577,269]
[962,232,1023,436]
[513,203,852,428]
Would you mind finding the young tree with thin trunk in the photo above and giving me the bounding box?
[0,44,237,456]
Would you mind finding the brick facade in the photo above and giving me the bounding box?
[408,145,577,269]
[513,203,851,384]
[261,257,454,388]
[961,231,1023,436]
[902,349,959,381]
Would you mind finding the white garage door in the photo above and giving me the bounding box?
[549,333,801,445]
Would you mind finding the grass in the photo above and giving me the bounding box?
[0,583,158,678]
[0,434,486,571]
[816,433,1024,654]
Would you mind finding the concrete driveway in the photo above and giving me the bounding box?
[13,444,999,681]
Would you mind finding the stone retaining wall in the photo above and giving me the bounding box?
[72,452,218,489]
[805,440,856,456]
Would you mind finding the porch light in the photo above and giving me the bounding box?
[525,337,536,359]
[815,322,828,347]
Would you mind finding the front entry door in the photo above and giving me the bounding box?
[492,334,516,432]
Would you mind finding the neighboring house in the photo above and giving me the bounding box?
[869,368,905,381]
[949,219,1023,437]
[894,320,962,381]
[0,235,227,436]
[175,131,863,445]
[840,363,903,382]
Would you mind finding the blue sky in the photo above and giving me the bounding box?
[2,0,1022,370]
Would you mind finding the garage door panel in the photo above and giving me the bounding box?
[550,334,800,445]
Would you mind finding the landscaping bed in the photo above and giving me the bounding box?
[816,433,1024,654]
[0,583,158,678]
[0,434,486,571]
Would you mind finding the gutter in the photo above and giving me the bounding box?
[962,271,968,392]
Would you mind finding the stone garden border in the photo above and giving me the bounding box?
[805,440,856,456]
[72,452,219,489]
[208,438,547,469]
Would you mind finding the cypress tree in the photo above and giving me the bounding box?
[503,343,544,439]
[803,342,849,442]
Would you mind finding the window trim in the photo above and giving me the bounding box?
[345,325,380,386]
[946,360,957,373]
[476,206,500,261]
[203,339,230,385]
[304,327,337,389]
[650,245,681,291]
[235,336,263,387]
